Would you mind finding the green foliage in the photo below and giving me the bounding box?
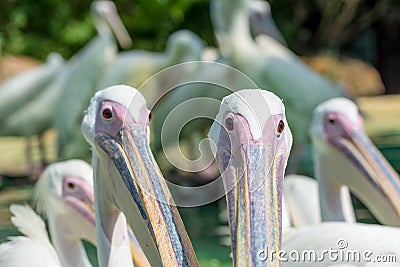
[0,0,213,61]
[0,0,395,60]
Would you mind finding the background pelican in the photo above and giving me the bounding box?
[99,29,204,94]
[283,221,400,267]
[55,0,132,160]
[282,174,355,228]
[0,53,65,166]
[279,97,400,229]
[310,97,400,226]
[210,89,400,266]
[248,0,286,45]
[210,0,347,172]
[82,85,198,266]
[0,160,96,267]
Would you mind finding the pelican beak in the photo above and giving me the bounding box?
[95,125,198,267]
[104,6,132,49]
[329,128,400,225]
[216,115,287,266]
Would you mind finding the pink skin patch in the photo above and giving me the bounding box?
[94,100,150,138]
[324,112,364,142]
[62,176,95,226]
[216,111,288,188]
[218,111,287,153]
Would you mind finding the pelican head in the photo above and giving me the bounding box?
[248,0,286,45]
[310,97,400,226]
[91,1,132,49]
[209,89,292,266]
[82,85,198,267]
[34,159,96,266]
[166,30,205,62]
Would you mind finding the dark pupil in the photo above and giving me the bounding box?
[67,182,75,189]
[225,117,234,131]
[277,120,284,133]
[328,118,336,124]
[102,108,112,119]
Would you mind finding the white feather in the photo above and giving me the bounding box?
[0,204,61,267]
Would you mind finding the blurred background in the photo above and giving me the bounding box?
[0,0,399,266]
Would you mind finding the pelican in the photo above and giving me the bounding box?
[81,85,198,266]
[282,174,355,228]
[310,97,400,226]
[0,53,65,165]
[277,97,400,228]
[208,89,292,265]
[210,0,347,172]
[0,159,150,267]
[99,29,204,94]
[55,0,132,160]
[0,160,96,267]
[210,89,400,266]
[248,0,286,45]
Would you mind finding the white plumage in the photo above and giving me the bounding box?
[210,0,347,172]
[0,204,61,267]
[283,222,400,267]
[0,160,96,267]
[54,1,132,160]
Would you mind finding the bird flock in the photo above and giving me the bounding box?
[0,0,399,267]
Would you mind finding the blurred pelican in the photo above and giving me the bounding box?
[282,97,400,228]
[0,53,65,165]
[248,0,286,45]
[210,89,400,267]
[0,160,96,267]
[99,30,204,95]
[282,174,355,228]
[310,98,400,226]
[210,0,347,172]
[0,159,150,267]
[81,85,198,266]
[55,0,132,160]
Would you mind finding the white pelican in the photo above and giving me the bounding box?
[210,0,347,171]
[210,89,400,267]
[208,89,293,265]
[310,97,400,226]
[274,97,400,229]
[0,160,96,267]
[55,0,132,160]
[0,53,65,165]
[282,174,356,228]
[99,30,204,92]
[248,0,286,45]
[0,159,150,267]
[81,85,198,266]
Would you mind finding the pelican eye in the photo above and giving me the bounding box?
[328,118,336,125]
[102,108,113,120]
[277,120,285,134]
[225,117,234,131]
[67,182,76,190]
